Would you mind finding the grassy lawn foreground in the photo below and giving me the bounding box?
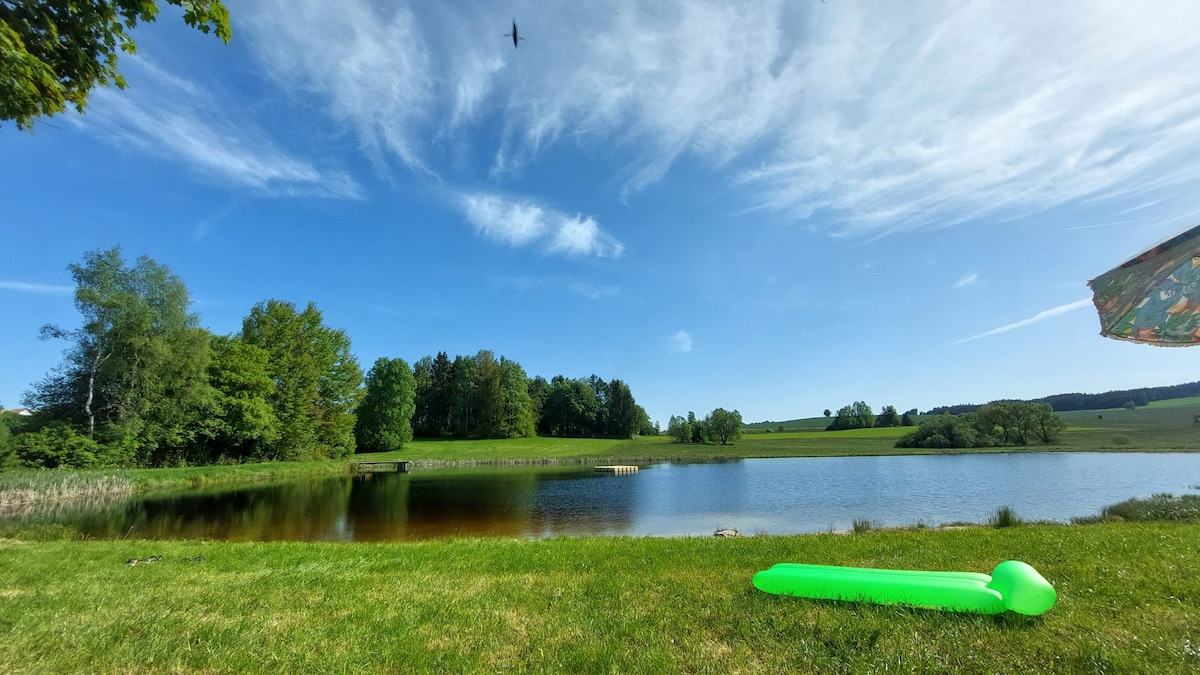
[1,523,1197,673]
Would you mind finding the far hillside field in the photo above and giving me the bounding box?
[354,396,1200,464]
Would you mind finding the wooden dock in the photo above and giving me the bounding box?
[353,461,410,473]
[594,465,639,474]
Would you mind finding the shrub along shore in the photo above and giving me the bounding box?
[0,521,1196,673]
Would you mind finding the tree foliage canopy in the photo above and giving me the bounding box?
[355,357,416,453]
[896,402,1068,449]
[15,249,651,466]
[27,247,210,465]
[705,408,743,445]
[667,407,741,445]
[826,401,876,431]
[242,300,363,460]
[1,0,231,130]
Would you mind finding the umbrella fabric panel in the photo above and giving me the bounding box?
[1089,223,1200,345]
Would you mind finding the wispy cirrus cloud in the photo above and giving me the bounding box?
[0,281,73,295]
[486,276,619,300]
[240,1,1200,234]
[78,57,361,198]
[668,329,693,353]
[460,193,623,257]
[952,273,979,289]
[569,282,619,300]
[957,297,1093,344]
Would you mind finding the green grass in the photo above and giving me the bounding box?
[1056,403,1200,451]
[122,460,352,491]
[0,522,1197,672]
[1146,396,1200,409]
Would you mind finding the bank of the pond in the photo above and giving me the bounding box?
[0,460,352,509]
[0,521,1196,673]
[6,421,1199,509]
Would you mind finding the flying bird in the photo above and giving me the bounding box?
[503,19,525,49]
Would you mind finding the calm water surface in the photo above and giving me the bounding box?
[10,453,1200,541]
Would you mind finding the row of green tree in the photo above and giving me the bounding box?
[823,403,916,430]
[665,409,745,445]
[354,353,657,453]
[4,249,654,468]
[10,249,365,467]
[895,402,1067,449]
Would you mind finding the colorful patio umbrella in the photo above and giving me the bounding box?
[1089,223,1200,346]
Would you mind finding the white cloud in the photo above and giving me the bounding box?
[240,1,1200,234]
[668,329,693,353]
[957,297,1093,343]
[243,0,434,170]
[952,273,979,289]
[459,193,622,257]
[569,282,619,300]
[547,215,624,258]
[78,58,361,198]
[462,195,548,246]
[0,281,73,294]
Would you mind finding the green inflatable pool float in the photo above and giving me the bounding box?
[753,560,1056,615]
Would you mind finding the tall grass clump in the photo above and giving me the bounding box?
[851,518,879,533]
[1074,493,1200,524]
[0,471,133,509]
[987,505,1024,528]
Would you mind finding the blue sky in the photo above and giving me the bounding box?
[6,0,1200,426]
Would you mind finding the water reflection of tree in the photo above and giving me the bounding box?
[401,471,539,539]
[5,466,635,542]
[57,477,355,541]
[527,471,637,537]
[345,472,410,541]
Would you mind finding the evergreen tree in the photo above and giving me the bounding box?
[472,350,506,438]
[430,351,453,436]
[604,379,638,438]
[528,375,550,434]
[500,358,537,438]
[448,355,477,437]
[410,355,435,437]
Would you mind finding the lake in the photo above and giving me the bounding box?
[8,452,1200,541]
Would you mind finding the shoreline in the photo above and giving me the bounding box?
[3,442,1198,509]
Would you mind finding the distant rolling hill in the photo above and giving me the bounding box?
[746,382,1200,431]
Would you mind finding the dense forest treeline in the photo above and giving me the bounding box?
[923,381,1200,415]
[0,248,654,469]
